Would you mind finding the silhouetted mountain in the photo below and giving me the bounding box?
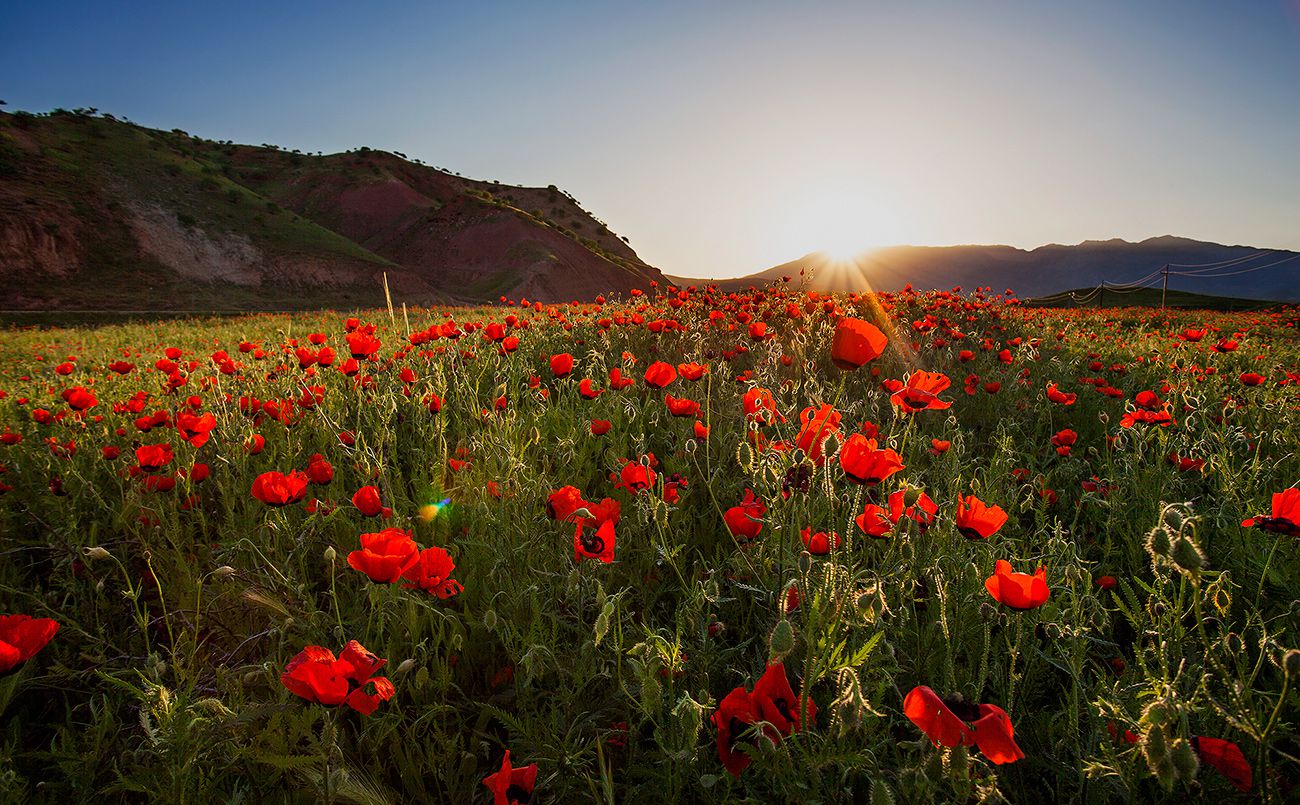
[670,238,1300,302]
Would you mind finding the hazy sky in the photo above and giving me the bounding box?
[4,0,1298,277]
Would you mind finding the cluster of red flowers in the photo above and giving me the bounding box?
[712,663,817,776]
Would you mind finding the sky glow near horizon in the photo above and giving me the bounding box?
[3,0,1298,278]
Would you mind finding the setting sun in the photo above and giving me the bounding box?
[774,183,907,264]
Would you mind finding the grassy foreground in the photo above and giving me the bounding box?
[0,286,1297,803]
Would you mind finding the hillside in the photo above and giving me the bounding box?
[0,109,663,311]
[670,238,1300,302]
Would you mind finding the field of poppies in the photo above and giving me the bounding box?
[0,283,1297,803]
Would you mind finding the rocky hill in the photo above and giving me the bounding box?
[0,109,663,311]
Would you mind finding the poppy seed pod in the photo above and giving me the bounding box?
[83,546,111,561]
[1283,649,1300,678]
[769,619,795,661]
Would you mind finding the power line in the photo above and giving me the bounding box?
[1167,251,1300,278]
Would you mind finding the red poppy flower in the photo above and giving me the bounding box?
[742,387,783,425]
[887,488,938,531]
[549,353,574,378]
[1241,487,1300,537]
[352,485,383,517]
[724,489,766,541]
[889,371,953,413]
[574,518,617,564]
[678,362,708,381]
[0,615,59,673]
[752,662,816,735]
[1192,736,1252,792]
[578,378,604,398]
[251,470,309,506]
[830,317,888,370]
[955,494,1008,539]
[176,411,216,447]
[135,443,173,471]
[1046,383,1076,405]
[609,367,635,390]
[245,434,266,454]
[614,460,657,494]
[855,502,893,538]
[1051,429,1077,457]
[794,404,841,464]
[590,419,612,435]
[348,527,420,582]
[838,433,904,485]
[665,394,701,418]
[344,330,382,359]
[482,750,538,805]
[306,453,334,485]
[401,545,462,598]
[61,386,97,412]
[643,361,677,389]
[693,420,709,440]
[1094,575,1117,590]
[929,438,951,455]
[800,527,841,555]
[546,485,587,523]
[280,640,395,715]
[1239,372,1265,387]
[984,560,1050,610]
[712,686,762,777]
[903,686,1023,765]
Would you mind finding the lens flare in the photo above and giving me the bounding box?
[419,497,453,522]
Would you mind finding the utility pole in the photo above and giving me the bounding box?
[1099,284,1105,309]
[1160,264,1169,311]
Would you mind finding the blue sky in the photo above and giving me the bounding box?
[4,0,1298,277]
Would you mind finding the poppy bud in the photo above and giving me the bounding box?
[1170,536,1205,574]
[1170,737,1199,783]
[1162,507,1186,531]
[484,609,499,632]
[324,546,337,564]
[768,618,795,661]
[1145,527,1172,559]
[83,546,111,561]
[395,659,415,675]
[212,565,236,579]
[1142,700,1173,726]
[1143,725,1177,789]
[797,551,812,575]
[1284,649,1300,678]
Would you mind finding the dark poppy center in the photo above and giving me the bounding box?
[942,696,981,723]
[505,783,533,803]
[579,530,606,555]
[773,697,793,721]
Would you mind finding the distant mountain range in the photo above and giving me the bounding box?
[669,238,1300,303]
[0,110,663,311]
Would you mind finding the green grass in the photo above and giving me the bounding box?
[0,289,1295,802]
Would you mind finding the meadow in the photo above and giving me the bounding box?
[0,283,1296,803]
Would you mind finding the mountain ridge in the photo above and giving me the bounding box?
[667,237,1300,302]
[0,108,664,311]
